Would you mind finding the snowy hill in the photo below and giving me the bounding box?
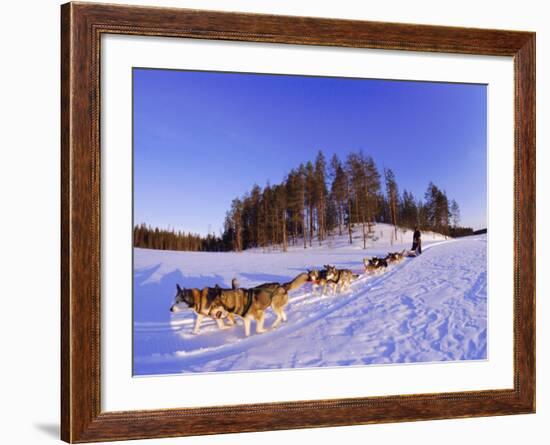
[246,223,448,254]
[133,224,486,376]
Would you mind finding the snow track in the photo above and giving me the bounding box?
[133,227,486,375]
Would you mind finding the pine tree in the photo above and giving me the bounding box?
[250,184,262,247]
[346,152,362,244]
[285,170,298,246]
[400,190,418,229]
[424,182,451,235]
[364,156,381,233]
[297,163,307,249]
[439,190,451,236]
[274,184,288,251]
[450,199,460,228]
[304,161,316,247]
[424,182,439,231]
[346,152,380,249]
[384,167,399,241]
[329,154,348,237]
[229,198,243,251]
[314,151,328,244]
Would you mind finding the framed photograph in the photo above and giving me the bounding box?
[61,2,535,442]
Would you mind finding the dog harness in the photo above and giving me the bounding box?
[221,285,282,318]
[241,289,254,317]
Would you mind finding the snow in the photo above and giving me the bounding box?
[133,224,487,375]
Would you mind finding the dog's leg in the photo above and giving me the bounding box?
[243,317,251,337]
[214,317,230,330]
[272,309,283,328]
[227,313,236,326]
[256,313,267,333]
[281,309,287,322]
[193,314,204,334]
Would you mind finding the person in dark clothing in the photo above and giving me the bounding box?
[412,227,422,255]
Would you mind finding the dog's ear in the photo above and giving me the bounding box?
[176,283,182,292]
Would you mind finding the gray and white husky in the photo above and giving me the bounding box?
[324,265,359,294]
[307,266,337,296]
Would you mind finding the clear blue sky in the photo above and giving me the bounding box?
[133,68,487,235]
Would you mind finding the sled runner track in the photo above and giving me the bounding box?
[135,255,418,367]
[276,238,452,309]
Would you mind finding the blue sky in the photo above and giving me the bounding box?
[133,68,487,235]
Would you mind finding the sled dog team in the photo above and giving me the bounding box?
[170,250,410,336]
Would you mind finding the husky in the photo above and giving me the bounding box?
[283,272,310,292]
[324,265,359,294]
[253,272,308,327]
[386,250,406,264]
[307,267,336,296]
[209,272,309,336]
[363,257,388,274]
[170,284,235,334]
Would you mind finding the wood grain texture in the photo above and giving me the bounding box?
[60,2,536,442]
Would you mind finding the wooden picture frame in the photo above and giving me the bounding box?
[61,2,535,442]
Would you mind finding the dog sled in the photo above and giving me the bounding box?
[404,248,420,257]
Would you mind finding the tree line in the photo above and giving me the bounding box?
[223,150,471,252]
[133,223,225,252]
[134,149,475,252]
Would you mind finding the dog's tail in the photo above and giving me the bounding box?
[283,272,309,292]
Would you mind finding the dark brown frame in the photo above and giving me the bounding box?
[61,2,536,442]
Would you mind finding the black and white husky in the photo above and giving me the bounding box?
[363,257,388,274]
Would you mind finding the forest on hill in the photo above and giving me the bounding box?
[134,150,473,252]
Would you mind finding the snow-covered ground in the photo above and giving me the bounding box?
[133,224,487,375]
